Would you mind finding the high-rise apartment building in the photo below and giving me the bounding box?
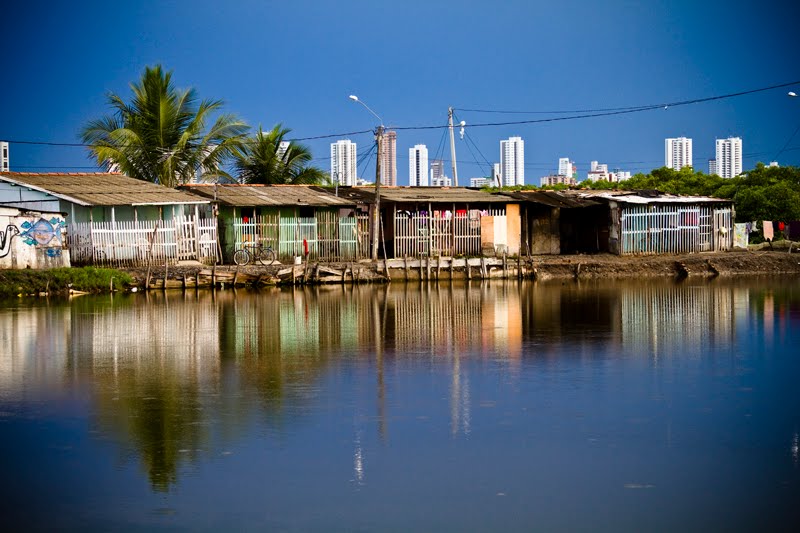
[500,136,524,186]
[277,141,290,162]
[708,159,717,176]
[587,160,610,182]
[409,144,429,187]
[715,137,742,178]
[665,137,693,170]
[492,163,501,186]
[558,157,574,178]
[380,130,397,186]
[330,140,358,186]
[431,159,445,184]
[1,142,9,172]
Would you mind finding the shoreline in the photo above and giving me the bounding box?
[120,249,800,290]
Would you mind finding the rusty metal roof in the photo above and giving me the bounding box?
[180,184,358,207]
[0,172,209,207]
[337,186,515,204]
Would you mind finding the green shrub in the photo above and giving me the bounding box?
[0,267,134,298]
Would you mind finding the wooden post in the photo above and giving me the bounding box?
[503,252,507,279]
[404,255,409,281]
[466,259,472,280]
[437,253,441,280]
[426,255,431,280]
[449,256,454,279]
[480,257,486,279]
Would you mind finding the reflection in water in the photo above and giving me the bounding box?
[0,278,798,528]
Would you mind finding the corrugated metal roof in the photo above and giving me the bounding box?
[500,190,601,208]
[338,186,514,204]
[181,184,358,207]
[0,172,209,207]
[500,189,731,207]
[579,190,732,205]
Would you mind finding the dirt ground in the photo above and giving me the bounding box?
[121,249,800,285]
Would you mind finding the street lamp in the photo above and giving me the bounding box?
[349,95,384,126]
[349,94,384,261]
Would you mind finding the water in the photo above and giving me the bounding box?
[1,279,798,531]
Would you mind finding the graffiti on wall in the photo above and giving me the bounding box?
[19,218,66,247]
[1,225,21,258]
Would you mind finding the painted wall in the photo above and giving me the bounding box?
[0,208,71,269]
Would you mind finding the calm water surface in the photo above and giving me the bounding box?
[1,279,798,531]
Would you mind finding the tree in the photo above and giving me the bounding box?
[234,124,328,185]
[81,65,249,187]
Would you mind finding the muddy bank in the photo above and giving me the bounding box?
[120,250,800,289]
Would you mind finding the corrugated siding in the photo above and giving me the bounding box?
[620,204,733,255]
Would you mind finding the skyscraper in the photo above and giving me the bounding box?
[431,159,445,184]
[558,157,574,177]
[500,136,524,186]
[715,137,742,178]
[665,137,693,170]
[409,144,428,186]
[380,130,397,186]
[330,139,358,186]
[0,142,8,172]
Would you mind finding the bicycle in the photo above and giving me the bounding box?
[233,242,277,266]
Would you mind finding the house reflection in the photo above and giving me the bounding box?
[4,279,794,493]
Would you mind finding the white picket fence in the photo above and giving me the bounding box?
[393,209,503,257]
[70,217,218,266]
[619,205,733,255]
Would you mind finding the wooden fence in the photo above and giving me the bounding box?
[69,217,218,266]
[619,205,733,255]
[393,209,503,258]
[232,212,370,261]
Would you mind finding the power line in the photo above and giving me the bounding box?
[454,80,800,115]
[5,80,797,149]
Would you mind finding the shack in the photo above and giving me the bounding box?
[181,184,368,262]
[0,172,214,265]
[335,186,521,258]
[506,189,734,255]
[0,206,70,269]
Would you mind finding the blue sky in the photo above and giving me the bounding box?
[2,0,798,184]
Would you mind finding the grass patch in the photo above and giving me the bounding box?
[0,267,134,298]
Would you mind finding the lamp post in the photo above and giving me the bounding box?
[349,95,383,261]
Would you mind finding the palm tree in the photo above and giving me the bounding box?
[234,124,329,185]
[81,65,249,188]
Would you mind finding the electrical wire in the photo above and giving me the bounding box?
[2,80,798,147]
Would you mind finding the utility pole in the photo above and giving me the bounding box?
[372,125,383,261]
[448,107,459,186]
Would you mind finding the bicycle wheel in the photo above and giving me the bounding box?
[233,249,251,266]
[257,246,276,266]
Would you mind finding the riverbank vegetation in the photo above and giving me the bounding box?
[0,267,133,298]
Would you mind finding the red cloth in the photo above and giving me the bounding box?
[778,222,785,231]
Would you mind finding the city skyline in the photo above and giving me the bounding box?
[1,1,798,186]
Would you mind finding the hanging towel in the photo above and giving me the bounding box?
[745,222,752,233]
[778,221,785,231]
[733,223,749,249]
[763,221,774,241]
